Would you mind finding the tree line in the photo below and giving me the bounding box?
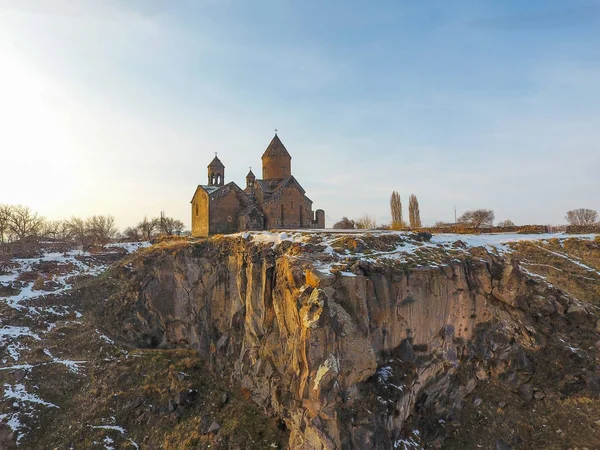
[332,194,598,230]
[123,214,185,241]
[0,204,186,248]
[333,191,422,230]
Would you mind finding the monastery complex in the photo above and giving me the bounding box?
[191,134,325,237]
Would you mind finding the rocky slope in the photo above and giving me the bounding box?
[98,232,600,449]
[0,242,287,449]
[2,232,599,449]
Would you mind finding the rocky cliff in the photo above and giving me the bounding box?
[99,232,600,449]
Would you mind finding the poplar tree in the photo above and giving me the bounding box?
[390,191,403,230]
[408,194,422,228]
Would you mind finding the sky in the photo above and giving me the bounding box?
[0,0,599,229]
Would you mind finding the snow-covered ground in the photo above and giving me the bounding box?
[234,230,598,276]
[0,242,150,446]
[236,230,597,251]
[105,241,152,253]
[0,250,108,311]
[238,230,306,247]
[429,232,597,251]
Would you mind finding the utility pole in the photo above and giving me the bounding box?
[454,205,457,224]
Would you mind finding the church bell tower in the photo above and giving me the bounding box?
[208,154,225,186]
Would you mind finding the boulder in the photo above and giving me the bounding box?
[518,383,534,403]
[495,439,512,450]
[566,305,588,325]
[207,422,221,434]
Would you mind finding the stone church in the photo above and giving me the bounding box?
[191,134,325,237]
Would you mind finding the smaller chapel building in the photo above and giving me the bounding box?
[191,134,325,237]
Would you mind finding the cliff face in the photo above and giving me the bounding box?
[104,233,600,449]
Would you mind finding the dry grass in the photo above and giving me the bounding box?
[31,348,288,449]
[510,238,600,304]
[440,381,600,450]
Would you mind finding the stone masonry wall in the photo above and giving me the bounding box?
[191,190,209,237]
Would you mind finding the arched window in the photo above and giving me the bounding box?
[196,204,199,216]
[299,205,303,227]
[280,204,284,227]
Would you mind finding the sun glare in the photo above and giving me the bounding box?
[0,47,76,215]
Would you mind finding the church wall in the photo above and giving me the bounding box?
[209,188,245,235]
[262,187,313,229]
[191,189,210,237]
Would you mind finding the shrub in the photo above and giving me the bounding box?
[33,276,45,291]
[415,231,432,242]
[333,217,356,229]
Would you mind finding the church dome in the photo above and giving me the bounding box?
[262,134,291,159]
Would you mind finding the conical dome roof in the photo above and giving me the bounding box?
[262,134,291,159]
[246,169,256,179]
[207,155,225,169]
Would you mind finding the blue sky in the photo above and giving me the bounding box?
[0,0,599,228]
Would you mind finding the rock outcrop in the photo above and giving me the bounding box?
[101,233,600,449]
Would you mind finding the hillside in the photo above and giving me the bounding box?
[1,231,599,449]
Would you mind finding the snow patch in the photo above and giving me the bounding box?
[105,241,151,253]
[394,430,422,449]
[91,425,127,433]
[3,383,58,408]
[235,231,305,248]
[1,250,109,309]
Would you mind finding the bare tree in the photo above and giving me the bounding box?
[408,194,422,228]
[55,221,73,241]
[355,214,377,229]
[497,219,515,227]
[172,219,185,235]
[458,209,495,229]
[0,204,13,244]
[565,208,598,226]
[158,215,186,235]
[67,217,90,247]
[137,216,159,241]
[40,220,63,240]
[390,191,403,230]
[123,226,141,241]
[8,205,44,240]
[333,217,356,229]
[86,215,117,245]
